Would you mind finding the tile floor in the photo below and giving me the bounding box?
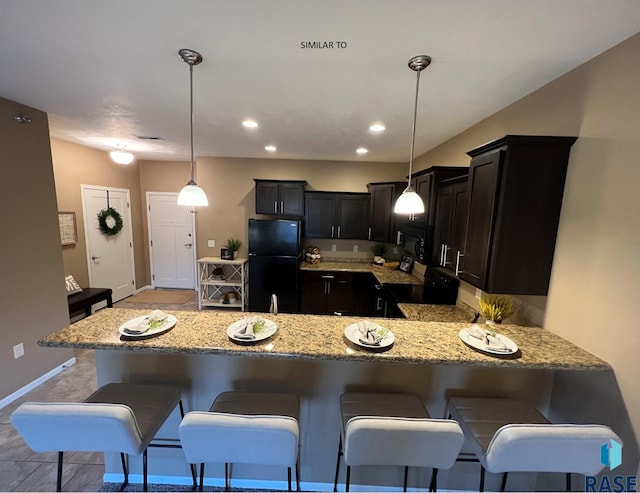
[0,293,201,492]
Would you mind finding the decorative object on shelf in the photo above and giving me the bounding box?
[305,246,322,264]
[398,254,414,273]
[478,294,514,324]
[370,244,388,265]
[223,237,243,259]
[394,55,431,215]
[211,267,225,281]
[58,211,77,245]
[97,206,123,236]
[177,48,208,207]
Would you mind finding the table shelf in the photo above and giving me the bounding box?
[197,257,248,311]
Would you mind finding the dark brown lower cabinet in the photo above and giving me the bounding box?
[300,271,354,316]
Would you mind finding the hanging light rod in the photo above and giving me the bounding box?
[394,55,431,215]
[177,48,208,207]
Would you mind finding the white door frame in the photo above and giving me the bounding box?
[81,184,136,290]
[146,192,197,289]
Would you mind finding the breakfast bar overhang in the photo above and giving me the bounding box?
[39,308,609,491]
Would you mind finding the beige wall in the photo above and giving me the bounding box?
[51,139,146,288]
[413,34,640,476]
[0,98,73,399]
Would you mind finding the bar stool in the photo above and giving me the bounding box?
[447,396,621,491]
[10,382,187,492]
[179,390,300,491]
[334,392,464,492]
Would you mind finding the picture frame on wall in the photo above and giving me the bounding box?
[399,254,414,273]
[58,211,77,246]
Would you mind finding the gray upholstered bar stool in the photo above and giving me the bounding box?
[179,390,300,491]
[447,397,621,491]
[334,392,464,492]
[11,382,187,492]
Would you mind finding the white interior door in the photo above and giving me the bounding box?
[82,185,135,302]
[147,192,196,289]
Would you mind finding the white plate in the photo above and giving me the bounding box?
[344,323,395,351]
[118,314,177,338]
[458,328,518,355]
[227,317,277,343]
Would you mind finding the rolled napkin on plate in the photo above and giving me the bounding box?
[124,310,169,335]
[234,316,265,340]
[357,320,383,346]
[465,324,510,352]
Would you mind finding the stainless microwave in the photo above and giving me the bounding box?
[402,226,427,264]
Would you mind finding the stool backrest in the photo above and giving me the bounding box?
[485,424,621,475]
[179,412,299,466]
[344,416,464,468]
[11,402,144,454]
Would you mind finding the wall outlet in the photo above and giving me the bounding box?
[475,288,482,299]
[353,245,358,253]
[331,244,337,252]
[393,247,398,254]
[207,240,215,248]
[13,343,24,359]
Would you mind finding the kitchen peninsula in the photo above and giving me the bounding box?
[39,308,608,491]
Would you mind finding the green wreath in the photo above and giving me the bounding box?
[97,207,123,236]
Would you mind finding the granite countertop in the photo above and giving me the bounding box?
[300,261,423,285]
[40,308,609,371]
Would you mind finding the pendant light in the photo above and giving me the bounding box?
[177,48,208,207]
[394,55,431,214]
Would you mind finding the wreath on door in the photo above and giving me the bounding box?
[97,207,123,236]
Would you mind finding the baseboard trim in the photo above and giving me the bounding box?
[135,285,153,294]
[0,357,77,409]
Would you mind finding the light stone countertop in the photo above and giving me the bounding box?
[300,261,423,285]
[39,308,609,371]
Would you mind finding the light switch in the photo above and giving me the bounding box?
[207,240,215,248]
[475,288,482,299]
[353,245,358,253]
[332,244,337,252]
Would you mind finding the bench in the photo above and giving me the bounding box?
[68,287,113,320]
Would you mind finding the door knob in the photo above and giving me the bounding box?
[184,243,193,247]
[91,255,101,260]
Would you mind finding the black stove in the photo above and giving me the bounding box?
[385,267,459,306]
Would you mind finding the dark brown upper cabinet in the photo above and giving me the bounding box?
[459,135,577,295]
[254,180,307,217]
[432,176,469,273]
[367,182,406,243]
[304,192,370,239]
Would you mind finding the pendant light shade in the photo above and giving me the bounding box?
[177,48,208,207]
[109,149,135,165]
[394,55,431,215]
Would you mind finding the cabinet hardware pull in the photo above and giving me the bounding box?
[440,244,445,266]
[327,282,331,294]
[376,297,383,311]
[337,225,341,238]
[396,230,402,245]
[274,201,278,214]
[368,227,371,240]
[334,312,342,316]
[331,225,335,238]
[280,201,284,213]
[455,251,465,276]
[443,245,450,265]
[321,275,334,279]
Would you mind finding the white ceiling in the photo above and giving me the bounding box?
[1,1,639,163]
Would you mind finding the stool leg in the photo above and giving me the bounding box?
[404,466,409,491]
[288,467,292,491]
[566,472,572,492]
[479,465,485,492]
[120,453,129,491]
[56,451,64,492]
[143,448,149,491]
[225,462,230,490]
[199,463,205,491]
[429,468,438,492]
[346,466,351,493]
[296,460,301,492]
[333,434,342,492]
[500,472,508,492]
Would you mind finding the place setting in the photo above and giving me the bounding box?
[458,323,520,358]
[227,316,278,345]
[118,310,177,340]
[344,320,395,353]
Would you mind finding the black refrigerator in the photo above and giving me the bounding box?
[248,219,301,313]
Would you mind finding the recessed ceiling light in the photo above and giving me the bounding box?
[242,119,258,128]
[356,147,368,155]
[369,123,386,132]
[265,145,277,152]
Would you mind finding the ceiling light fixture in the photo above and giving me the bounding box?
[369,123,385,132]
[265,145,277,152]
[109,148,135,165]
[356,147,368,155]
[394,55,431,215]
[242,120,258,128]
[177,48,208,207]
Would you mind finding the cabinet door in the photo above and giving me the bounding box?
[304,193,336,238]
[368,183,403,243]
[432,185,453,265]
[300,271,327,314]
[336,194,370,239]
[449,182,469,271]
[255,182,279,215]
[279,182,305,216]
[411,173,433,227]
[459,150,502,287]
